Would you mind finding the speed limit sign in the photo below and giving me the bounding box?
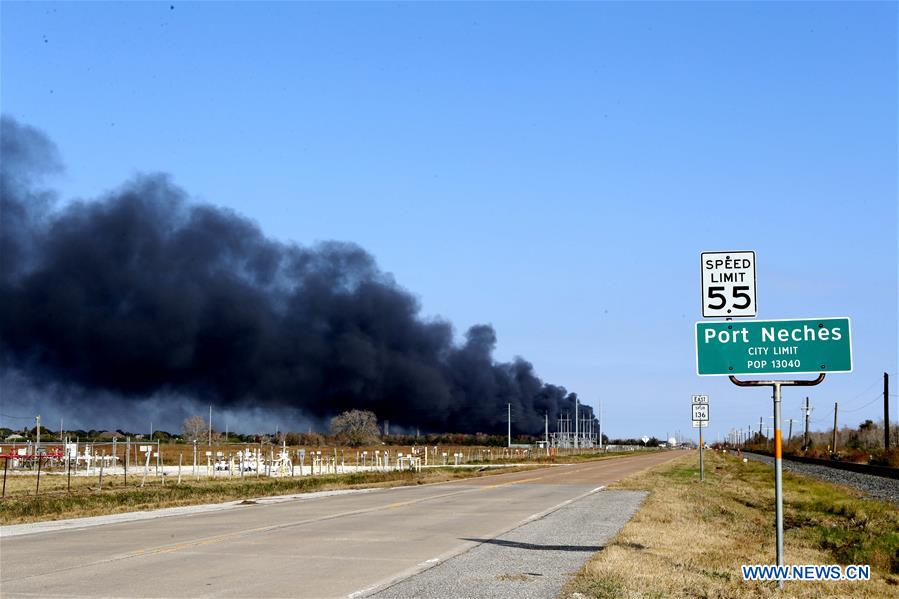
[700,251,756,318]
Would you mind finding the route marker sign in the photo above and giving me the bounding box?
[695,317,852,376]
[692,394,708,405]
[701,250,756,317]
[692,403,709,421]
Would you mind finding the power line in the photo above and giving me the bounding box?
[0,413,34,420]
[841,392,886,413]
[839,376,888,409]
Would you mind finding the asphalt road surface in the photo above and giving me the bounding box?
[1,451,682,599]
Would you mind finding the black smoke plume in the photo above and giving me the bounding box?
[1,117,592,434]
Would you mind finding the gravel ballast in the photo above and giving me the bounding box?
[742,452,899,504]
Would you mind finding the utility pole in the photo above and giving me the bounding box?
[574,397,579,449]
[802,397,811,450]
[787,418,794,443]
[208,405,213,447]
[832,402,838,454]
[598,400,603,449]
[544,412,548,449]
[35,415,40,453]
[885,372,890,450]
[759,416,763,441]
[507,403,511,448]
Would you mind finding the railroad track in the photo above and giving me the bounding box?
[741,450,897,479]
[738,451,898,504]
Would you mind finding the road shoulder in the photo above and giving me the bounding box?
[367,489,647,599]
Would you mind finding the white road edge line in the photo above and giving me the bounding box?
[347,485,609,598]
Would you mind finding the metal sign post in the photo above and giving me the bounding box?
[729,373,825,589]
[700,425,703,482]
[692,395,709,482]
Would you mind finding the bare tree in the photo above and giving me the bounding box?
[329,410,380,447]
[181,415,208,441]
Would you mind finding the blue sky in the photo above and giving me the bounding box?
[2,1,896,439]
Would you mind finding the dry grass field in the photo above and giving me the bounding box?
[0,449,656,525]
[0,465,541,525]
[563,450,899,599]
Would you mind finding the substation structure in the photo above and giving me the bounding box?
[548,413,600,449]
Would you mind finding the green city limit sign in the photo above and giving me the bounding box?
[695,317,852,376]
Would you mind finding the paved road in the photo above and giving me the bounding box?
[0,451,682,598]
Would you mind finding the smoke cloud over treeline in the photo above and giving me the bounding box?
[1,117,593,434]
